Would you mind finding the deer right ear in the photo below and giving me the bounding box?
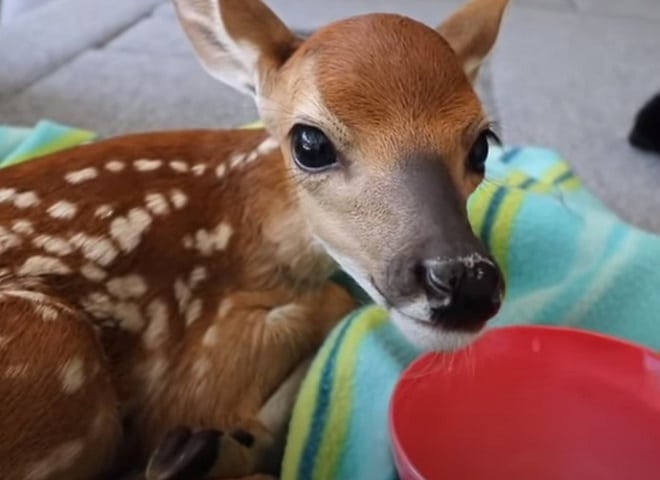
[173,0,300,97]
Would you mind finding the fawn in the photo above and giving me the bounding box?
[0,0,509,478]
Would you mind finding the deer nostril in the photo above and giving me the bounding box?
[421,257,503,331]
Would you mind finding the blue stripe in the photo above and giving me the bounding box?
[500,146,522,164]
[479,186,507,252]
[297,311,359,480]
[518,177,536,189]
[553,170,574,185]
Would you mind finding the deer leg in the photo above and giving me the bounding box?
[144,282,355,480]
[0,285,121,480]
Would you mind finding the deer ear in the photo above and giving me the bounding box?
[173,0,300,97]
[437,0,509,82]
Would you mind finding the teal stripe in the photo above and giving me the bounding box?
[479,186,506,251]
[298,311,359,479]
[553,170,574,185]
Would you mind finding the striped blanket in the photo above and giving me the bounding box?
[281,145,660,479]
[3,121,659,479]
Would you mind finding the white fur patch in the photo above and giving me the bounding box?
[145,193,170,216]
[80,292,113,319]
[185,298,203,326]
[202,324,219,347]
[115,302,145,332]
[174,279,192,313]
[35,304,59,321]
[215,163,227,178]
[13,191,40,209]
[110,208,152,253]
[59,356,85,394]
[18,256,71,276]
[32,235,74,256]
[12,219,34,235]
[144,299,170,349]
[189,266,208,288]
[245,150,259,164]
[192,356,212,379]
[0,188,16,203]
[193,221,233,256]
[106,274,148,299]
[69,233,118,266]
[0,226,22,254]
[257,137,279,155]
[65,167,98,184]
[228,152,246,169]
[169,189,188,210]
[217,299,233,318]
[24,440,84,480]
[48,200,78,220]
[191,164,207,176]
[134,159,163,171]
[266,304,306,325]
[95,204,114,219]
[169,160,189,173]
[80,263,107,282]
[105,161,126,172]
[182,235,194,249]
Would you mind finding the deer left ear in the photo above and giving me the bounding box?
[436,0,509,83]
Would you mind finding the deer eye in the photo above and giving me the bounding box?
[290,124,337,172]
[467,130,498,174]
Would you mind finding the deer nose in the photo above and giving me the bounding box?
[421,257,503,331]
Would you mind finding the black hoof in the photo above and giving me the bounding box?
[146,427,221,480]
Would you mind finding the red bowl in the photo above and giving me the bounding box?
[389,325,660,480]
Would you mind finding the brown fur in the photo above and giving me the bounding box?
[0,0,509,478]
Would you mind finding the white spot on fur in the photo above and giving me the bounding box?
[266,304,306,325]
[35,304,59,321]
[4,363,28,379]
[115,302,144,332]
[134,159,163,171]
[11,219,34,235]
[106,274,147,299]
[80,292,113,319]
[65,167,98,184]
[144,299,170,349]
[80,263,107,282]
[105,160,125,172]
[169,160,189,173]
[189,266,207,288]
[48,200,77,220]
[182,235,194,249]
[110,208,152,253]
[217,299,233,318]
[229,152,246,169]
[185,298,203,326]
[145,193,170,216]
[24,440,84,480]
[32,235,73,256]
[14,191,40,209]
[215,163,227,178]
[245,150,259,164]
[169,189,188,210]
[0,188,16,202]
[257,137,279,155]
[95,204,114,219]
[69,233,118,266]
[202,325,219,347]
[193,221,233,256]
[174,279,191,313]
[0,226,22,253]
[18,256,71,276]
[192,164,207,176]
[59,356,85,394]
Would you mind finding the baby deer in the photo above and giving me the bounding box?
[0,0,509,478]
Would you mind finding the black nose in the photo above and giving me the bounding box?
[421,257,503,331]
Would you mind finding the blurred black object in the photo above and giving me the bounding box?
[629,92,660,155]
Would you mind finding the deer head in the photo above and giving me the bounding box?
[172,0,509,351]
